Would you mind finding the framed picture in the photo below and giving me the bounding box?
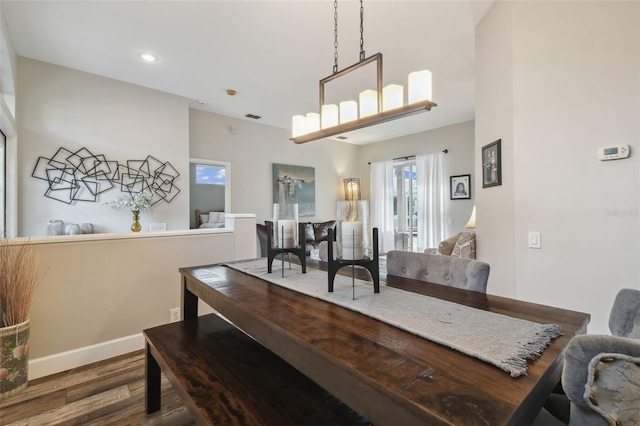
[272,163,316,217]
[450,174,471,200]
[482,139,502,188]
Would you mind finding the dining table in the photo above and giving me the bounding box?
[179,259,589,425]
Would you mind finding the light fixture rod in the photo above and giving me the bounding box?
[319,52,383,113]
[291,99,436,144]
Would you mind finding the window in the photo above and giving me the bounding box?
[195,164,226,185]
[393,160,418,252]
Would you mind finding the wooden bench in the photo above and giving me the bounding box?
[144,313,369,425]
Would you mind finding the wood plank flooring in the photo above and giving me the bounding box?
[0,350,196,426]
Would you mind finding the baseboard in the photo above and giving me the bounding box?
[28,333,145,380]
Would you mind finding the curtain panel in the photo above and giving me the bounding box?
[416,153,445,251]
[369,160,395,253]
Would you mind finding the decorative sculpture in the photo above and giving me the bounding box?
[31,147,180,205]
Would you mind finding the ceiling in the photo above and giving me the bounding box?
[2,0,493,144]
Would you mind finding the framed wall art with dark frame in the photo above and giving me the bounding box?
[450,174,471,200]
[482,139,502,188]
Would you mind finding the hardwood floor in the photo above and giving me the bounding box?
[0,350,196,426]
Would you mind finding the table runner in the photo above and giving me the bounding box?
[224,258,561,377]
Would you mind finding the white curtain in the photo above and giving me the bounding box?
[416,153,445,252]
[370,160,395,253]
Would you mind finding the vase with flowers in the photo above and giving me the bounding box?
[0,238,40,400]
[105,190,154,232]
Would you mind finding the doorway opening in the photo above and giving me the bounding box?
[189,158,230,229]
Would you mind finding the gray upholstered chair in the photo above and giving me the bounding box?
[385,250,489,293]
[546,288,640,425]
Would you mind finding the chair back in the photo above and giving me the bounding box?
[386,251,489,293]
[609,288,640,338]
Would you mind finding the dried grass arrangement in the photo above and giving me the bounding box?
[0,238,39,328]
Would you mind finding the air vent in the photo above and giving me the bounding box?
[245,114,261,120]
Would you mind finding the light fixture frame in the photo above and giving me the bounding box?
[291,53,437,144]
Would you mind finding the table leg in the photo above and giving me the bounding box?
[145,342,161,414]
[182,277,198,320]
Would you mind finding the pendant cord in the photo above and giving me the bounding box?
[359,0,365,61]
[333,0,339,74]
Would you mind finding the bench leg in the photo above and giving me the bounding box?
[145,342,161,414]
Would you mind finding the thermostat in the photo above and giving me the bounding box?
[599,145,629,161]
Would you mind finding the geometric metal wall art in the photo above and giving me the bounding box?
[31,146,181,205]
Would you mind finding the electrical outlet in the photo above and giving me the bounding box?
[169,307,180,323]
[150,223,167,232]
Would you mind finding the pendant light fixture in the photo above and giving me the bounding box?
[291,0,437,144]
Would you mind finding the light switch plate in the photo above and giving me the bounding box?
[528,231,541,249]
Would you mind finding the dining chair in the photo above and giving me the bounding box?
[545,288,640,425]
[385,251,489,293]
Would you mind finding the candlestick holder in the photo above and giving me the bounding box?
[327,200,379,297]
[327,227,379,296]
[267,203,306,275]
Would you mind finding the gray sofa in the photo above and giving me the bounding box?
[386,250,490,293]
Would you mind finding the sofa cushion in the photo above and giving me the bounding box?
[451,232,476,259]
[313,221,336,242]
[304,223,315,242]
[437,233,461,255]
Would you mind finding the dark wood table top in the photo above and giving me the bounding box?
[179,261,589,426]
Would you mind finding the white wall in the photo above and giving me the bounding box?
[358,120,476,240]
[476,1,640,334]
[17,58,190,236]
[27,215,255,379]
[189,108,361,224]
[474,2,516,297]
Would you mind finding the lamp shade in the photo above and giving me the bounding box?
[292,115,307,137]
[408,70,432,103]
[343,178,361,201]
[465,205,476,229]
[382,84,403,111]
[339,100,358,123]
[306,112,320,132]
[321,104,339,128]
[359,89,378,118]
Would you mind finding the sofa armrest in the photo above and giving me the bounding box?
[438,233,461,256]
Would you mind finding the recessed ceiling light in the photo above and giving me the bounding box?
[139,52,158,63]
